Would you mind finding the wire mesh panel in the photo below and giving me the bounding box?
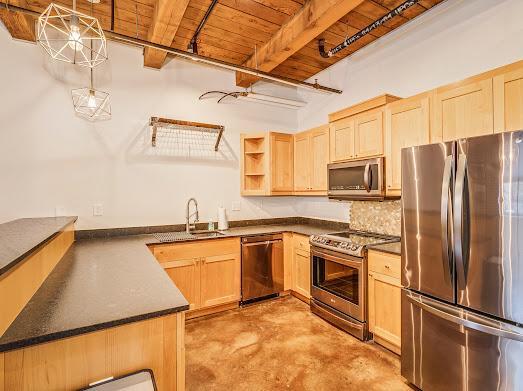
[149,117,224,158]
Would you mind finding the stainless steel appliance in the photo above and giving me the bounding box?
[241,234,284,304]
[310,231,399,340]
[328,157,385,200]
[401,130,523,391]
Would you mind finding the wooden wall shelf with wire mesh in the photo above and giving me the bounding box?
[150,117,224,151]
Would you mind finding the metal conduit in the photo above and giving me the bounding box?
[319,0,420,58]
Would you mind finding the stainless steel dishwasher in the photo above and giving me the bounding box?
[241,234,284,304]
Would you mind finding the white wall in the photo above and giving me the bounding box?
[294,0,523,218]
[1,0,521,230]
[0,29,304,229]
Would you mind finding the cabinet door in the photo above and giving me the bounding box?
[330,118,355,162]
[385,96,430,196]
[368,271,401,354]
[294,132,311,191]
[200,253,241,308]
[293,248,311,299]
[310,126,329,191]
[354,110,383,159]
[433,78,493,142]
[270,133,294,193]
[494,66,523,133]
[162,258,200,310]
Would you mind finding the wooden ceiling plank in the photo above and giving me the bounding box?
[216,0,292,25]
[0,8,35,42]
[248,0,302,16]
[236,0,365,87]
[143,0,191,68]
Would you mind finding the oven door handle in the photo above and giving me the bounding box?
[363,163,371,192]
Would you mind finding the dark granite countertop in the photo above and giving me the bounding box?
[0,217,346,353]
[0,235,189,353]
[367,241,401,256]
[0,216,77,276]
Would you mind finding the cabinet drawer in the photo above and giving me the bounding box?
[152,237,240,263]
[368,250,401,280]
[293,234,310,252]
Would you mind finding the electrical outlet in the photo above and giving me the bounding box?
[93,204,104,217]
[55,206,66,217]
[232,201,241,211]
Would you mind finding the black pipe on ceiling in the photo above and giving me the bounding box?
[319,0,420,58]
[111,0,115,31]
[188,0,218,54]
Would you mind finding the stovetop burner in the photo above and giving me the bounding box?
[310,230,399,257]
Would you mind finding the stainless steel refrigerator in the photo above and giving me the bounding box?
[401,131,523,391]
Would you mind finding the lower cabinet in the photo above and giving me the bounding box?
[291,234,311,300]
[368,250,401,354]
[152,238,241,313]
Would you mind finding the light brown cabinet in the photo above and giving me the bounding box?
[330,117,355,162]
[384,93,431,196]
[494,64,523,133]
[291,234,311,300]
[294,125,329,195]
[368,250,401,355]
[328,95,401,163]
[270,132,294,194]
[354,110,384,159]
[152,238,241,313]
[240,132,293,196]
[433,78,494,142]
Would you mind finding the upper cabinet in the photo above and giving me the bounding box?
[294,125,329,195]
[433,78,493,142]
[385,93,431,196]
[270,132,294,194]
[328,94,401,163]
[494,63,523,133]
[240,132,293,196]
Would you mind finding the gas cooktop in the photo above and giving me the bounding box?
[310,230,399,257]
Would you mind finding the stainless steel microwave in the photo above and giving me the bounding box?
[328,157,385,200]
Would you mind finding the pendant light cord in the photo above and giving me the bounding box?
[90,0,93,90]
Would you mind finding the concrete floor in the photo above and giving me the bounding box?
[185,295,411,391]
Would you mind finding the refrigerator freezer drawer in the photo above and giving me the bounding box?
[402,290,523,391]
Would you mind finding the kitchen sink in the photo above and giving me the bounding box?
[153,230,226,243]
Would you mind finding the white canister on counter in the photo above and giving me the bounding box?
[217,207,228,230]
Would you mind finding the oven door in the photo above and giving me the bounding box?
[311,247,365,322]
[328,158,384,200]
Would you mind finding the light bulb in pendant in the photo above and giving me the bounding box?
[87,90,97,109]
[68,24,83,51]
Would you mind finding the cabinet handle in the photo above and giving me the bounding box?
[385,265,391,269]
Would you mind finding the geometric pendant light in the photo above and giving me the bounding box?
[71,85,111,121]
[36,1,107,68]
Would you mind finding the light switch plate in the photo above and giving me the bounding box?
[93,204,104,216]
[232,201,241,211]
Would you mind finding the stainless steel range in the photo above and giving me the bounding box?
[309,231,399,340]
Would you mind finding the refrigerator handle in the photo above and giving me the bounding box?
[453,154,469,288]
[406,292,523,342]
[440,156,453,283]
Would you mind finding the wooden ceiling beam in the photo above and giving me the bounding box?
[235,0,365,88]
[0,0,35,43]
[143,0,191,69]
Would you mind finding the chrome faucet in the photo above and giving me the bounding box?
[185,198,199,233]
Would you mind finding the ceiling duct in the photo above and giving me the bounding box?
[319,0,420,58]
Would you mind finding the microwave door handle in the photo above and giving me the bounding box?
[363,163,371,192]
[440,156,453,283]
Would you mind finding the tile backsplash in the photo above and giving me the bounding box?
[349,200,401,237]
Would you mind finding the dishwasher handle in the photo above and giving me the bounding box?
[242,239,283,247]
[241,234,283,244]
